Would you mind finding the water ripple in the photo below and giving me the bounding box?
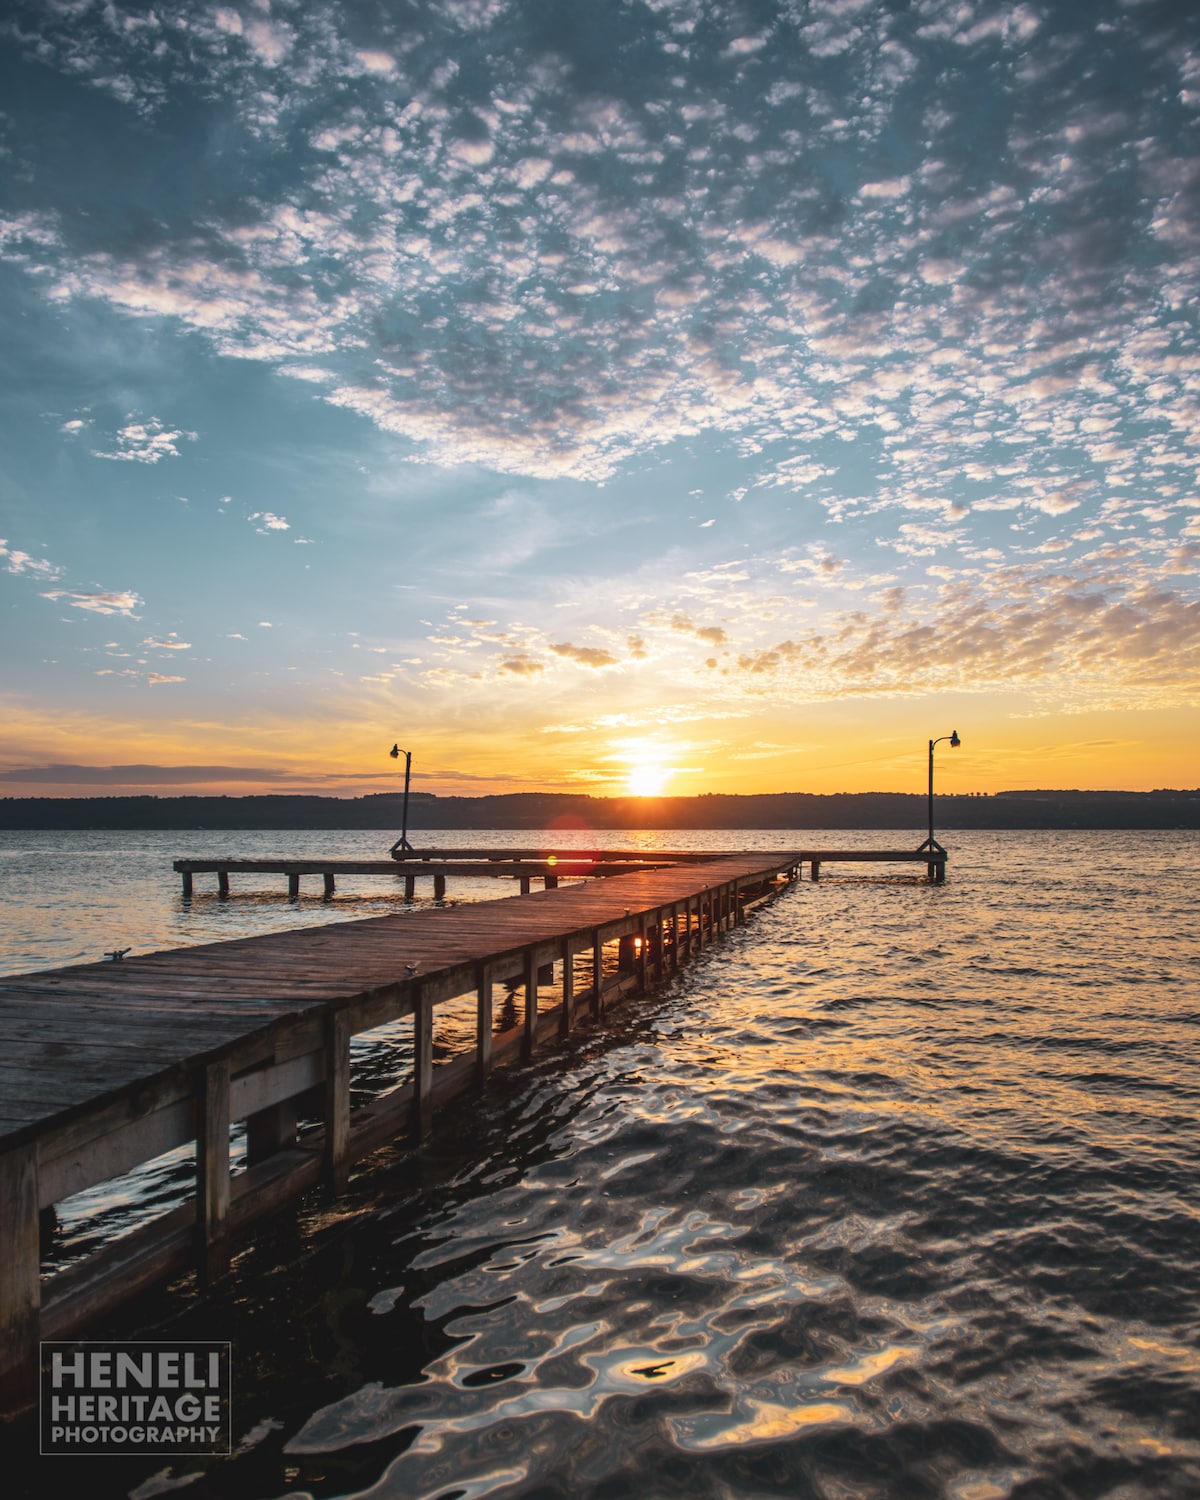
[3,828,1199,1497]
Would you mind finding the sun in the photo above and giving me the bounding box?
[625,761,672,797]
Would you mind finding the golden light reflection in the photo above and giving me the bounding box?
[615,1350,708,1383]
[826,1344,919,1385]
[689,1399,851,1448]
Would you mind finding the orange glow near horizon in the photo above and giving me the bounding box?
[1,697,1198,800]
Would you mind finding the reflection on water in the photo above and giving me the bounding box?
[2,828,1199,1497]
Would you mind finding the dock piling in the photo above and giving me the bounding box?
[324,1011,352,1192]
[0,1145,39,1401]
[559,939,573,1037]
[476,963,494,1083]
[523,949,538,1059]
[197,1060,231,1286]
[413,993,433,1141]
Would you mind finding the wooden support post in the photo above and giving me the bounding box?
[476,963,493,1085]
[246,1098,298,1166]
[434,874,447,900]
[735,881,745,923]
[653,912,665,982]
[404,874,416,902]
[811,861,821,882]
[0,1144,40,1402]
[669,903,680,972]
[323,872,336,899]
[217,870,230,899]
[618,933,639,971]
[197,1059,231,1286]
[413,990,433,1140]
[324,1009,351,1192]
[637,922,649,993]
[592,931,604,1018]
[523,948,538,1058]
[559,938,573,1037]
[519,876,531,895]
[181,869,194,899]
[545,874,558,889]
[287,872,300,900]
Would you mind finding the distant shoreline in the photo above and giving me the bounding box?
[1,790,1197,831]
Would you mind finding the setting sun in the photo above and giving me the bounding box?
[625,761,672,797]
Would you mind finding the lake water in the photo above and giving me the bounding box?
[2,827,1198,1499]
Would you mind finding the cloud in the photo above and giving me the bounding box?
[41,588,142,617]
[1,0,1190,510]
[1,540,60,578]
[143,634,190,650]
[355,50,396,75]
[2,0,1199,750]
[0,763,298,784]
[92,417,195,464]
[858,176,911,200]
[668,614,728,646]
[550,642,620,669]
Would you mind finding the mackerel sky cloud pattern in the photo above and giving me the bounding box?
[0,0,1197,793]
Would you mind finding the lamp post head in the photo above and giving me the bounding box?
[390,744,400,759]
[949,730,961,748]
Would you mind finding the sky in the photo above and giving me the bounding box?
[1,0,1198,802]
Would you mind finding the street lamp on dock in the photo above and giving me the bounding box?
[918,731,960,855]
[389,744,415,858]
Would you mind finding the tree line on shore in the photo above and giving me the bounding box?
[1,789,1196,830]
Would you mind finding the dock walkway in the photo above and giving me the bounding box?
[0,849,810,1402]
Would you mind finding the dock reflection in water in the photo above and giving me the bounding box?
[1,828,1197,1497]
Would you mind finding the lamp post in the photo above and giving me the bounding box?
[389,744,415,858]
[917,730,960,855]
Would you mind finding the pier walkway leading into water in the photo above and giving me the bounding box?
[0,848,823,1406]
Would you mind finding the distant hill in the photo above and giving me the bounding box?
[1,790,1197,831]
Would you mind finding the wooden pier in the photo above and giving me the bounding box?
[173,845,947,899]
[0,849,822,1407]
